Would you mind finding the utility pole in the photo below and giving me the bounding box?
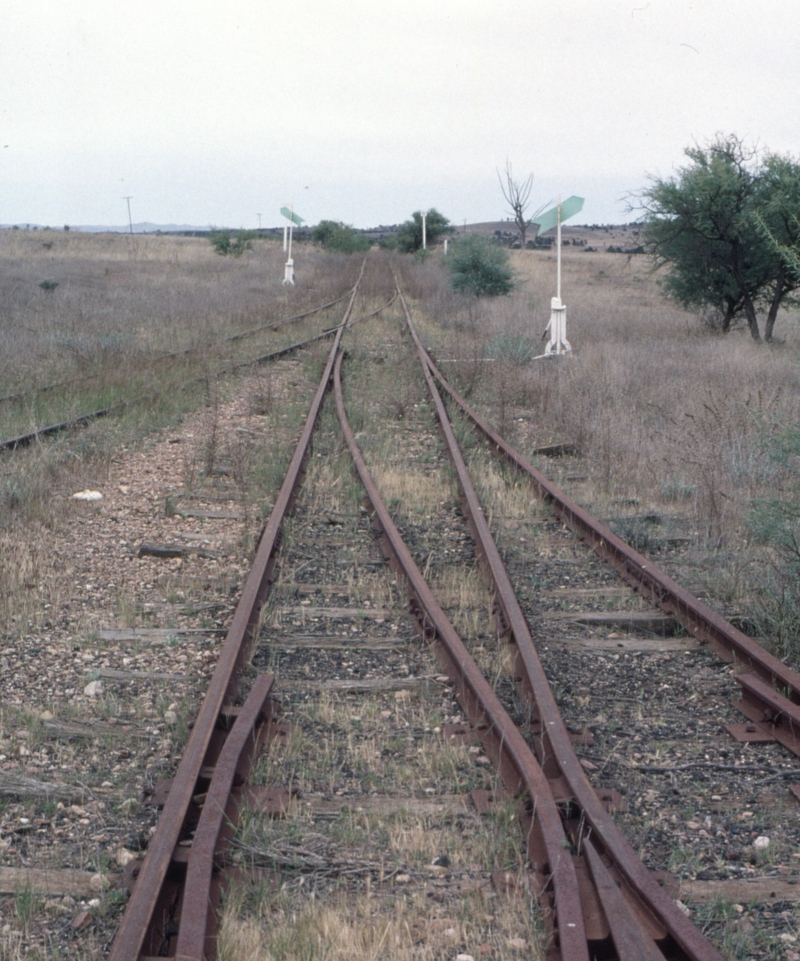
[123,197,133,235]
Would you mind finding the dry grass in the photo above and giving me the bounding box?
[397,244,800,654]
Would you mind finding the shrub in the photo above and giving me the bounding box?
[209,229,255,257]
[484,332,536,363]
[396,209,455,253]
[447,235,515,296]
[311,220,370,254]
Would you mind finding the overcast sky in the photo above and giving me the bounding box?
[3,1,799,229]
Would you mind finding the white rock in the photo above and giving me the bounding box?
[753,836,770,851]
[90,873,105,892]
[456,955,475,961]
[71,490,103,501]
[84,680,104,698]
[675,900,691,917]
[163,710,178,724]
[116,848,137,867]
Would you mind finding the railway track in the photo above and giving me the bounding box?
[6,255,798,959]
[0,281,388,453]
[104,266,800,961]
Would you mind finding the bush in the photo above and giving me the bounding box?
[396,209,454,253]
[209,229,255,257]
[311,220,370,254]
[447,235,515,296]
[484,332,536,363]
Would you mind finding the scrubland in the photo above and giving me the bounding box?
[2,228,799,653]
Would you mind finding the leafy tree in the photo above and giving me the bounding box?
[311,220,370,254]
[396,208,454,253]
[639,135,800,341]
[448,235,515,296]
[209,229,255,257]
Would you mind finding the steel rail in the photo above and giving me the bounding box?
[175,674,275,961]
[0,287,391,454]
[0,288,353,409]
[334,350,589,961]
[415,328,800,712]
[397,285,723,961]
[108,265,364,961]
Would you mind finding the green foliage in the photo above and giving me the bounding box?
[484,331,535,363]
[448,235,515,296]
[209,229,255,257]
[639,135,800,341]
[311,220,370,254]
[396,208,455,253]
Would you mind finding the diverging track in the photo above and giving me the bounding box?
[109,266,800,960]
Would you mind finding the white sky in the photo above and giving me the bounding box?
[3,1,799,229]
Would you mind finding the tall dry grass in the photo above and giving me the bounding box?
[399,244,800,651]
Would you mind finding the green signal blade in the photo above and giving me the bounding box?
[280,206,305,226]
[532,196,584,233]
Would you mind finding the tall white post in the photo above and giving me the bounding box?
[421,211,427,251]
[283,224,287,252]
[283,224,295,285]
[556,196,562,302]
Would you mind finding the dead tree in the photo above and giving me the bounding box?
[497,159,541,250]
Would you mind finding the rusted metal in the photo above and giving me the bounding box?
[734,672,800,753]
[109,269,363,961]
[418,325,800,709]
[175,674,274,961]
[334,349,589,961]
[397,283,724,960]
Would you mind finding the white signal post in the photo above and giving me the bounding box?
[532,195,584,357]
[280,205,305,285]
[421,211,427,251]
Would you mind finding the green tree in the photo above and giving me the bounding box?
[311,220,370,254]
[396,208,455,253]
[448,235,515,296]
[209,229,255,257]
[639,135,800,341]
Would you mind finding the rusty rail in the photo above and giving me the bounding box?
[0,286,390,454]
[334,348,589,960]
[108,268,364,961]
[413,316,800,745]
[396,285,723,960]
[0,287,354,409]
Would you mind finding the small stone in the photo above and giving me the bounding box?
[116,848,137,867]
[474,755,491,767]
[71,490,103,501]
[753,836,770,851]
[579,758,598,771]
[84,680,104,698]
[395,874,410,884]
[507,937,528,950]
[675,900,691,917]
[456,955,475,961]
[163,710,178,724]
[39,711,54,721]
[71,910,93,930]
[90,873,105,892]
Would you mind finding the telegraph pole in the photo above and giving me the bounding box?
[123,197,133,235]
